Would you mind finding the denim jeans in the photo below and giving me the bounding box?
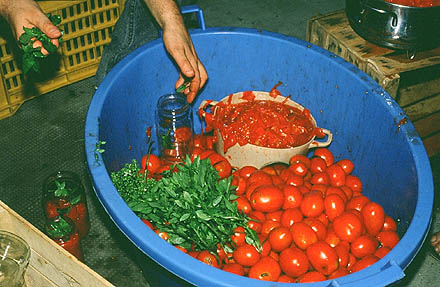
[95,0,159,85]
[95,0,188,86]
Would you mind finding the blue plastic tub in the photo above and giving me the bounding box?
[85,27,434,287]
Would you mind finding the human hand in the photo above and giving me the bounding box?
[162,22,208,103]
[0,0,61,55]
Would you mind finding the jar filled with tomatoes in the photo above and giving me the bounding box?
[42,171,89,238]
[155,93,194,163]
[45,216,84,261]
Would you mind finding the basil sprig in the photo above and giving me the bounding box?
[18,14,63,74]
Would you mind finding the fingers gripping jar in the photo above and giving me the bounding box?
[155,93,194,163]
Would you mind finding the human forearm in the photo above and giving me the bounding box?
[143,0,184,30]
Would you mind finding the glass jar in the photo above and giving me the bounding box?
[42,171,89,238]
[45,216,83,261]
[0,230,31,287]
[155,93,194,163]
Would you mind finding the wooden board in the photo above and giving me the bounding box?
[0,200,114,287]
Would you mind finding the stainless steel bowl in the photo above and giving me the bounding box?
[345,0,440,51]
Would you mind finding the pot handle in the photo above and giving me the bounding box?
[360,1,398,27]
[198,100,219,119]
[310,128,333,148]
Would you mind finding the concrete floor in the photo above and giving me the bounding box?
[0,0,439,286]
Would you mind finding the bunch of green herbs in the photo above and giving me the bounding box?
[111,156,260,253]
[19,14,63,74]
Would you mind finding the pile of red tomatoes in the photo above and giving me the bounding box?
[140,140,399,283]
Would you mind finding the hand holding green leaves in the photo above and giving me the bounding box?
[19,14,63,74]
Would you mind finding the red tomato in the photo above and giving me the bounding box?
[361,202,385,236]
[310,172,330,186]
[279,247,310,277]
[279,168,295,182]
[346,195,370,212]
[309,157,327,174]
[269,226,293,252]
[334,242,350,267]
[250,185,284,212]
[248,218,262,233]
[328,267,349,279]
[199,150,215,160]
[285,174,304,187]
[141,154,162,174]
[333,212,363,242]
[376,231,400,249]
[324,225,341,248]
[45,201,59,218]
[303,217,327,241]
[247,170,273,186]
[340,186,353,201]
[248,256,281,281]
[299,185,311,195]
[326,186,347,203]
[289,154,311,168]
[231,226,246,246]
[222,263,244,276]
[277,275,295,283]
[300,190,324,218]
[383,215,397,232]
[324,193,346,221]
[249,210,266,224]
[234,195,251,215]
[216,243,228,263]
[313,148,335,167]
[282,185,303,209]
[188,251,199,259]
[289,161,309,177]
[316,212,329,227]
[141,219,154,229]
[245,182,265,201]
[192,134,206,149]
[265,210,283,222]
[197,250,221,268]
[269,250,280,262]
[310,184,328,196]
[290,222,318,250]
[271,174,284,187]
[258,234,272,257]
[155,230,170,241]
[261,220,281,237]
[351,235,378,258]
[239,166,258,178]
[374,246,391,259]
[280,208,303,228]
[174,126,192,142]
[297,271,326,283]
[232,175,247,195]
[326,164,346,187]
[306,241,339,275]
[208,153,232,178]
[347,253,357,270]
[349,255,379,273]
[261,165,278,176]
[345,175,363,193]
[337,159,354,174]
[233,243,261,267]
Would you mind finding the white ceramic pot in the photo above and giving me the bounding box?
[199,91,332,169]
